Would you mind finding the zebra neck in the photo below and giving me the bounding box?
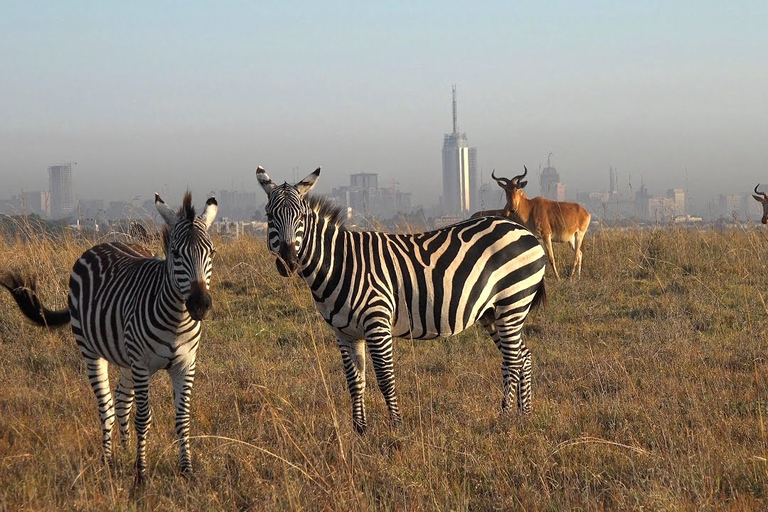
[298,212,342,286]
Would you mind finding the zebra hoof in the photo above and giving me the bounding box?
[353,421,367,436]
[133,471,145,489]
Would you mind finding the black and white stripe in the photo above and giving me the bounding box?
[257,167,547,434]
[1,192,218,483]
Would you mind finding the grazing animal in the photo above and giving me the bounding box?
[752,184,768,224]
[470,209,507,219]
[128,221,156,244]
[256,166,547,435]
[492,167,591,280]
[0,192,218,484]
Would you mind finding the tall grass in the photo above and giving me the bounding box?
[0,225,766,510]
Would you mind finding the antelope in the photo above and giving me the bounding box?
[752,184,768,224]
[492,166,591,280]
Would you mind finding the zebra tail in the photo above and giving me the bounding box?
[529,278,547,315]
[0,273,71,328]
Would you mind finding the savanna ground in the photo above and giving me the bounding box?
[0,221,766,511]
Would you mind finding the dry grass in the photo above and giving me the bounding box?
[0,224,766,511]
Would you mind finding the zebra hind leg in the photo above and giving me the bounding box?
[493,316,529,415]
[85,358,116,467]
[338,338,368,435]
[480,311,513,411]
[516,344,533,414]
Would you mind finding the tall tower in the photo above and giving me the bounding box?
[49,162,74,219]
[539,153,561,200]
[441,86,477,214]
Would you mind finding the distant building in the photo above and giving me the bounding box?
[0,191,48,217]
[635,185,687,222]
[667,188,686,217]
[476,181,506,212]
[441,86,477,215]
[49,163,74,219]
[330,172,412,225]
[349,172,378,190]
[216,189,258,221]
[539,153,566,201]
[718,194,759,222]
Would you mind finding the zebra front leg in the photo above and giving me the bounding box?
[170,360,196,475]
[87,358,116,467]
[366,326,402,430]
[338,338,367,435]
[131,364,153,485]
[114,369,135,446]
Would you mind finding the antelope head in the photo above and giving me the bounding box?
[753,184,768,224]
[492,166,529,215]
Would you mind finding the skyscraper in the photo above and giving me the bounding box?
[441,86,477,214]
[49,163,74,219]
[539,153,563,200]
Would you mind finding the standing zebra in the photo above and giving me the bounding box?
[256,167,547,434]
[1,192,218,483]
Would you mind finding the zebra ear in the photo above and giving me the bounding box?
[200,197,218,230]
[295,167,321,197]
[155,193,178,227]
[256,166,276,195]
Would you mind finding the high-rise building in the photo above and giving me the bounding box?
[539,153,565,200]
[48,163,74,219]
[441,86,477,214]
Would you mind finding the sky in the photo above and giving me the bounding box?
[1,1,767,213]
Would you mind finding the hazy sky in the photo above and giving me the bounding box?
[2,1,766,210]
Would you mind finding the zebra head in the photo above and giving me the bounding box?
[256,166,320,276]
[156,192,219,320]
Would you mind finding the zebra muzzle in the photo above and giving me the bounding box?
[186,281,212,321]
[276,242,299,277]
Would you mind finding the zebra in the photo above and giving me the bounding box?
[256,166,547,434]
[0,192,218,484]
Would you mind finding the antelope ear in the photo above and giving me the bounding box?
[754,194,766,203]
[295,167,321,197]
[155,194,178,227]
[256,166,276,194]
[200,197,218,230]
[519,181,528,189]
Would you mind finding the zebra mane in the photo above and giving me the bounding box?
[179,191,196,222]
[160,191,198,253]
[306,195,346,229]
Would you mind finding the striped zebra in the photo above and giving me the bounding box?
[1,192,218,483]
[256,167,547,434]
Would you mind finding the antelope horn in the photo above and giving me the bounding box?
[491,169,510,187]
[755,183,766,196]
[511,166,528,185]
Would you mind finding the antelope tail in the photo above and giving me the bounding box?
[0,273,71,328]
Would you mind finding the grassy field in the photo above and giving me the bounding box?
[0,223,766,511]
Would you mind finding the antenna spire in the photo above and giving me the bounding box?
[452,84,458,134]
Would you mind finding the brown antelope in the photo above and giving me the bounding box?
[492,166,591,280]
[752,184,768,224]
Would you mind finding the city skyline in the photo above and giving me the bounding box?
[2,157,764,224]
